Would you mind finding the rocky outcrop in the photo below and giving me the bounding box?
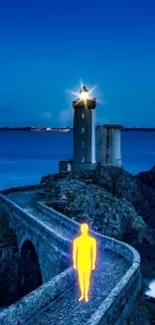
[39,167,155,324]
[0,214,19,305]
[136,166,155,229]
[70,166,155,232]
[40,166,155,278]
[56,179,149,243]
[136,165,155,189]
[122,293,151,325]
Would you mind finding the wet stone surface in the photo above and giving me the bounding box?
[5,189,132,325]
[29,250,129,325]
[6,190,42,209]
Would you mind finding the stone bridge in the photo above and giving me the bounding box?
[0,185,142,325]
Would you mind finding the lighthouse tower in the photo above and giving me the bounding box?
[72,86,97,172]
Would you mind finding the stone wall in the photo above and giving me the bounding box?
[0,193,71,283]
[37,201,142,325]
[0,183,45,195]
[0,187,142,325]
[0,267,75,325]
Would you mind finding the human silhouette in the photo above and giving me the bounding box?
[73,223,97,302]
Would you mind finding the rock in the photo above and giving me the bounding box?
[39,166,155,323]
[122,293,151,325]
[39,166,155,276]
[71,166,155,234]
[41,177,149,243]
[0,246,19,305]
[136,243,155,277]
[136,165,155,189]
[0,214,19,305]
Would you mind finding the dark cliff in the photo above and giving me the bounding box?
[40,165,155,324]
[0,214,19,305]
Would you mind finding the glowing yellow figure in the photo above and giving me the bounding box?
[73,223,97,302]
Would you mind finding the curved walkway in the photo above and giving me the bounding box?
[3,187,141,325]
[28,252,129,325]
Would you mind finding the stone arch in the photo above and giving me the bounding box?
[19,240,43,298]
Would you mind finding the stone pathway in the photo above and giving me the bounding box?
[6,190,130,325]
[6,189,42,209]
[7,190,77,240]
[28,250,128,325]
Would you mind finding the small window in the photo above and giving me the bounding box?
[81,113,84,119]
[81,141,84,148]
[81,157,85,162]
[81,128,85,133]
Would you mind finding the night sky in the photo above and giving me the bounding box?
[0,0,155,127]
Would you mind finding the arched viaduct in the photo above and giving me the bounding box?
[0,185,141,325]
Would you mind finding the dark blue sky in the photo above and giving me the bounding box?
[0,0,155,127]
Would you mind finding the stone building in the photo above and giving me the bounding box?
[59,86,123,173]
[72,86,97,172]
[96,124,123,167]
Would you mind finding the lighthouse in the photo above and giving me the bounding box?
[72,86,97,172]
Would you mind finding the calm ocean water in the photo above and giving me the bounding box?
[0,130,155,190]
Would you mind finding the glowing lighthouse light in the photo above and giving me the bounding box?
[78,86,90,107]
[79,86,90,100]
[68,83,98,109]
[79,91,89,100]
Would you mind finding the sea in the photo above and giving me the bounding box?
[0,129,155,190]
[0,129,155,297]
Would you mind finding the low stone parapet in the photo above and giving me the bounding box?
[0,184,46,195]
[0,193,72,281]
[37,201,142,325]
[0,267,75,325]
[0,186,142,325]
